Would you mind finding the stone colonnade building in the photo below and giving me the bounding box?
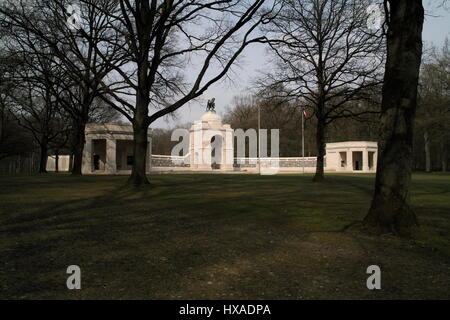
[81,123,152,174]
[325,141,378,172]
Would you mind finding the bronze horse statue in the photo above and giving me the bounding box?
[206,98,216,112]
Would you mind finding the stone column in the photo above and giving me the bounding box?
[191,125,205,170]
[363,150,369,172]
[202,142,212,171]
[346,149,353,172]
[373,151,378,172]
[198,128,218,171]
[106,138,117,174]
[82,138,93,174]
[189,129,194,169]
[222,127,234,171]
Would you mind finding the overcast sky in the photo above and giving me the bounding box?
[151,1,450,130]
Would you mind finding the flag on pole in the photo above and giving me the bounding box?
[301,107,307,117]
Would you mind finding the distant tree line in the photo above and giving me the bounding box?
[218,40,450,170]
[221,93,380,158]
[415,40,450,172]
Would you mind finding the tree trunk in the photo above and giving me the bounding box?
[128,44,151,186]
[364,0,424,235]
[55,149,59,173]
[38,142,48,173]
[129,119,150,186]
[128,83,150,186]
[424,130,431,172]
[442,141,447,172]
[71,121,86,176]
[313,117,326,182]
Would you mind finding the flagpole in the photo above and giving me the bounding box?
[302,107,305,174]
[258,104,261,174]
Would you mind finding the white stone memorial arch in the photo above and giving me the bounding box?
[189,111,234,171]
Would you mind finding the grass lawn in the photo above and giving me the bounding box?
[0,173,449,299]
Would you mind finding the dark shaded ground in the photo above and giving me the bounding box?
[0,173,449,299]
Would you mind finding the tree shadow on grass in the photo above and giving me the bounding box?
[1,174,450,299]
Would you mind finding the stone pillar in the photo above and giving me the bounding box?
[222,127,234,171]
[189,129,196,169]
[82,138,93,174]
[346,149,353,172]
[190,125,209,170]
[202,141,212,171]
[363,150,369,172]
[106,138,117,174]
[373,151,378,172]
[198,128,220,171]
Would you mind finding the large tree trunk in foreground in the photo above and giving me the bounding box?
[71,121,86,176]
[129,120,150,186]
[128,37,151,187]
[128,81,150,186]
[313,116,326,182]
[364,0,424,235]
[424,130,431,172]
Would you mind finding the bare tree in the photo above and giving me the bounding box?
[87,0,279,186]
[0,48,22,160]
[364,0,425,235]
[258,0,385,181]
[416,40,450,173]
[224,92,310,157]
[7,58,68,173]
[224,91,379,157]
[0,0,127,175]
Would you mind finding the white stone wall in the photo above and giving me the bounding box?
[46,155,71,172]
